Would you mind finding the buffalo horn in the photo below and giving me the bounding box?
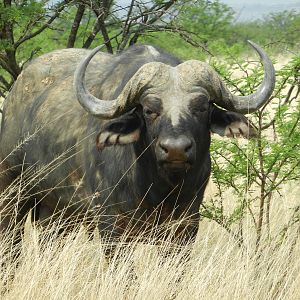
[73,45,121,118]
[216,40,275,114]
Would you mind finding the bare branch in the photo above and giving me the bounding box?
[14,0,72,49]
[0,75,11,91]
[82,13,103,49]
[0,54,19,79]
[67,4,85,48]
[20,48,42,69]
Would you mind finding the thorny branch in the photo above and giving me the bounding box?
[1,0,199,94]
[67,3,85,48]
[14,0,72,49]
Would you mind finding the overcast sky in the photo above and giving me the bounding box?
[221,0,300,21]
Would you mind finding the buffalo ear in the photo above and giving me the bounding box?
[97,106,144,150]
[210,104,257,138]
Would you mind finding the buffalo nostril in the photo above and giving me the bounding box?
[184,141,192,153]
[157,136,195,166]
[159,142,169,154]
[159,137,193,157]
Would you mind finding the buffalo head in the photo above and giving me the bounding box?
[73,42,275,183]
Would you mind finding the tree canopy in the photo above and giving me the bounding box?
[0,0,299,96]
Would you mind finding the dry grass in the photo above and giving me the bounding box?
[1,55,299,299]
[0,182,300,300]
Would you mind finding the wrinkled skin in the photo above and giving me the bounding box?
[0,45,258,250]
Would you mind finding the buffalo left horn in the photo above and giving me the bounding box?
[215,40,276,114]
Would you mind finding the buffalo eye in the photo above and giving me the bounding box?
[190,96,209,116]
[143,107,159,120]
[197,105,208,113]
[191,104,208,116]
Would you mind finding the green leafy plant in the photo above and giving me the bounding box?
[202,53,300,252]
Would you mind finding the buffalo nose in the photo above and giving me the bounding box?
[158,136,193,161]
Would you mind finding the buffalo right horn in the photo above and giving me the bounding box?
[73,45,165,119]
[73,45,121,118]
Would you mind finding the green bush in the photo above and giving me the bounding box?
[202,53,300,252]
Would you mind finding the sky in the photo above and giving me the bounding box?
[221,0,300,21]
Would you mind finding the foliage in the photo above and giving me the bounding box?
[0,0,187,96]
[0,0,71,96]
[1,0,299,97]
[176,0,235,43]
[228,10,300,52]
[202,53,300,252]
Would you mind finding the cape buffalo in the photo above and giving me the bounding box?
[0,42,275,249]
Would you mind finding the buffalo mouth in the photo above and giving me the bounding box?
[159,161,192,185]
[161,160,192,172]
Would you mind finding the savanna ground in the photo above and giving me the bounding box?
[0,56,299,300]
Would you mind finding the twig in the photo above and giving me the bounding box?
[14,0,72,49]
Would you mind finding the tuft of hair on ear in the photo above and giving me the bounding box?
[224,119,258,139]
[96,128,141,150]
[96,106,144,150]
[210,105,258,139]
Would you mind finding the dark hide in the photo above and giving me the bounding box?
[0,45,256,249]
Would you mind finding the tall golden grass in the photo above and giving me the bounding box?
[1,181,300,300]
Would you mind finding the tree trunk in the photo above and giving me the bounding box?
[67,4,85,48]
